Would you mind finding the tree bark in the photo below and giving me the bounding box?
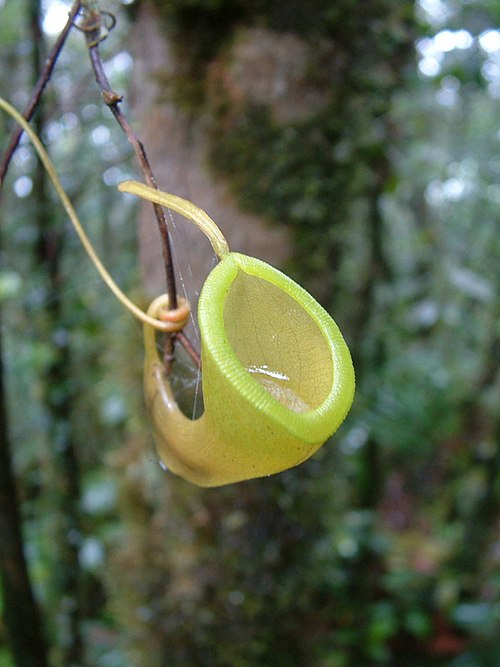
[0,307,49,667]
[29,2,83,664]
[130,2,292,301]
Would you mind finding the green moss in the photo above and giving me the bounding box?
[148,0,416,108]
[148,0,250,110]
[148,0,417,295]
[208,96,394,295]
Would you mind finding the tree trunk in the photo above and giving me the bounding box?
[130,2,292,301]
[29,2,83,664]
[0,306,49,667]
[117,2,418,664]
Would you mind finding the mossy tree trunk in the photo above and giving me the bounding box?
[29,2,84,664]
[0,309,49,667]
[113,2,418,664]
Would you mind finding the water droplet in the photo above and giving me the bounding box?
[247,364,289,381]
[158,459,169,473]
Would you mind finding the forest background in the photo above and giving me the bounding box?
[0,0,499,666]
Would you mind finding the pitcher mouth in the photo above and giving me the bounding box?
[198,252,355,444]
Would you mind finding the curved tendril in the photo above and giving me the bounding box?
[117,180,230,259]
[0,97,173,332]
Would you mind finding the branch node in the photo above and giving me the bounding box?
[102,90,123,106]
[75,8,116,48]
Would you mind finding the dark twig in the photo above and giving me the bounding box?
[177,331,201,368]
[80,4,184,373]
[86,46,178,307]
[0,1,82,187]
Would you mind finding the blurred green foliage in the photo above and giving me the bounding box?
[1,0,499,666]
